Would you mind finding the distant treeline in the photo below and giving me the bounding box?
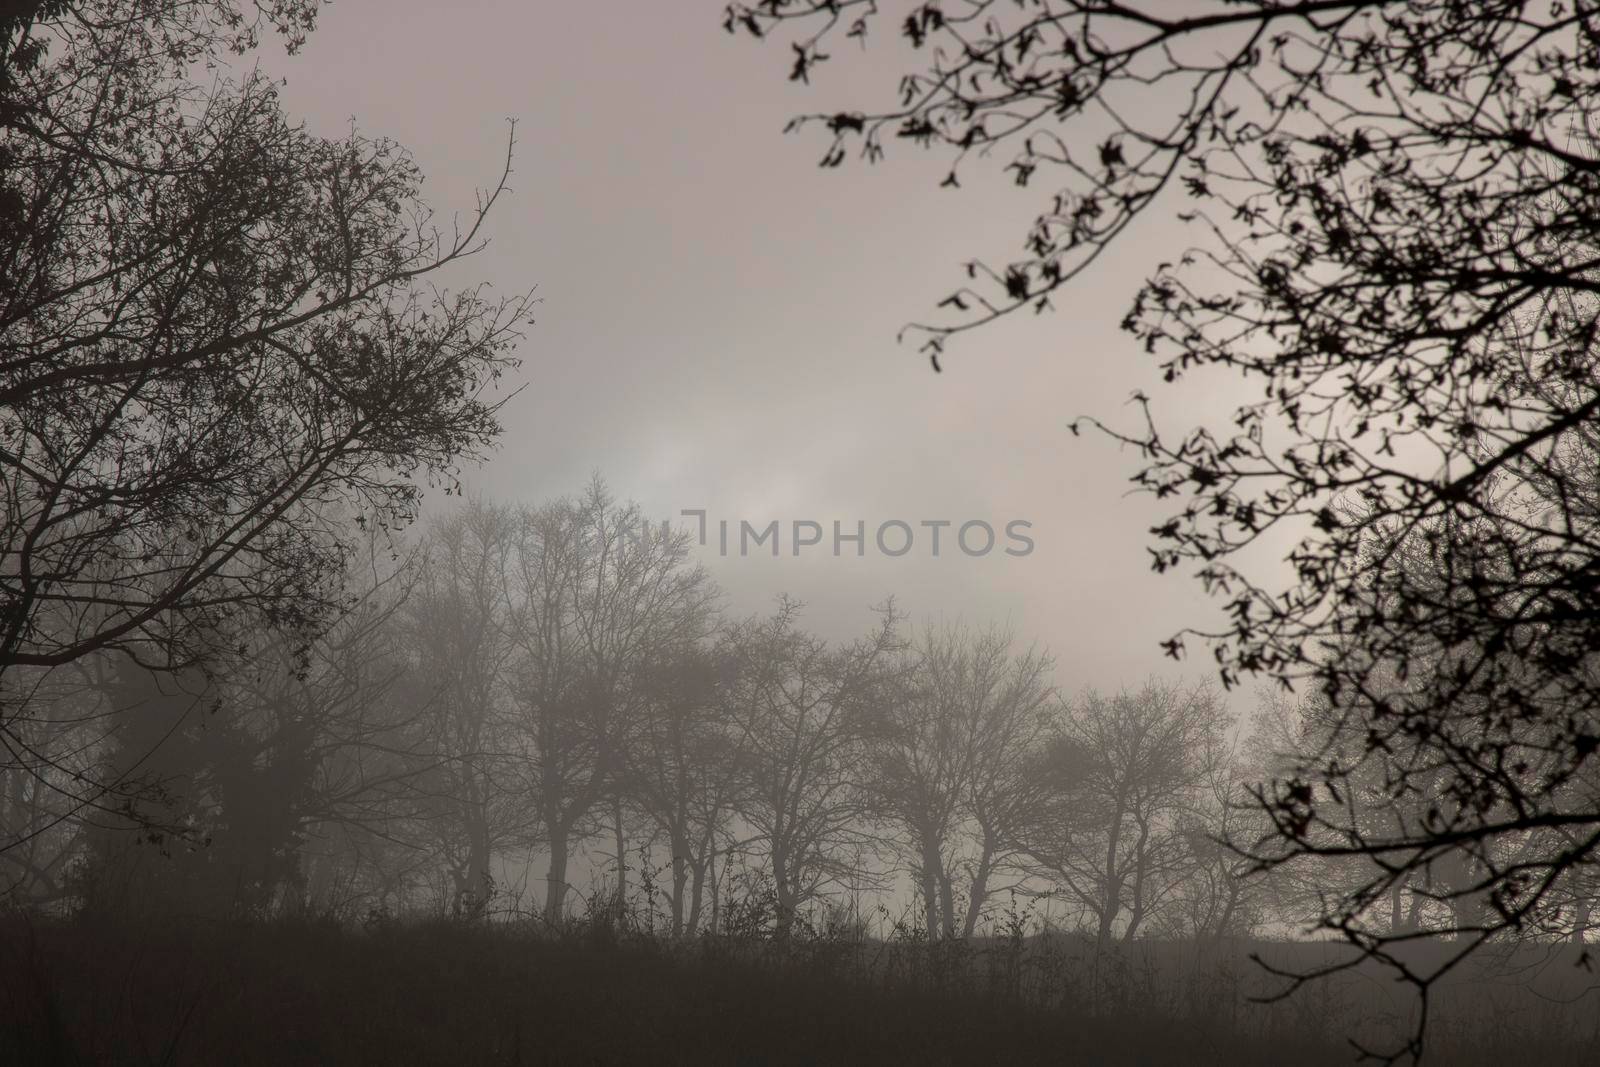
[6,481,1597,958]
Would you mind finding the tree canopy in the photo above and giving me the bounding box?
[0,1,532,903]
[723,0,1600,1048]
[0,0,532,679]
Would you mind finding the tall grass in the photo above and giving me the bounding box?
[2,908,1596,1065]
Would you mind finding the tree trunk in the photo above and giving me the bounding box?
[1121,817,1153,941]
[1098,802,1127,948]
[919,835,943,939]
[961,844,995,938]
[1213,873,1241,939]
[938,870,956,939]
[686,856,707,936]
[1124,899,1146,940]
[1095,904,1117,947]
[1406,890,1426,931]
[544,825,569,925]
[613,797,627,919]
[708,847,720,935]
[1440,852,1491,937]
[772,844,797,938]
[463,805,491,919]
[302,833,336,912]
[1571,898,1592,944]
[688,816,718,936]
[670,830,690,938]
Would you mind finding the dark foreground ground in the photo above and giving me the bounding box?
[2,916,1597,1065]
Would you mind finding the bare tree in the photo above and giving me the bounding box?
[395,501,525,918]
[46,522,440,918]
[265,534,437,920]
[1165,733,1270,942]
[0,2,533,867]
[870,622,1055,939]
[625,644,741,936]
[722,596,901,936]
[504,480,716,924]
[0,0,531,679]
[1019,680,1231,946]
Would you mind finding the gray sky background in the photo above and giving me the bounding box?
[258,2,1263,699]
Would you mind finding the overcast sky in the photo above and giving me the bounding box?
[258,2,1260,699]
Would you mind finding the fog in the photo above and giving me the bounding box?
[254,2,1242,673]
[6,3,1600,1065]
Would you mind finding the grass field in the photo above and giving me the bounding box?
[2,915,1597,1065]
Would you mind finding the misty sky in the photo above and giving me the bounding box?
[256,2,1258,696]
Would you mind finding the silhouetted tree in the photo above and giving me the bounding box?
[625,644,741,936]
[0,0,530,688]
[722,596,902,936]
[399,501,524,918]
[266,531,434,919]
[1018,680,1230,946]
[870,622,1055,939]
[726,4,1600,1047]
[68,528,432,918]
[74,651,314,918]
[1164,732,1270,942]
[0,658,117,906]
[505,480,717,924]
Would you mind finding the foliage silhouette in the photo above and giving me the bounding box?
[723,4,1600,1056]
